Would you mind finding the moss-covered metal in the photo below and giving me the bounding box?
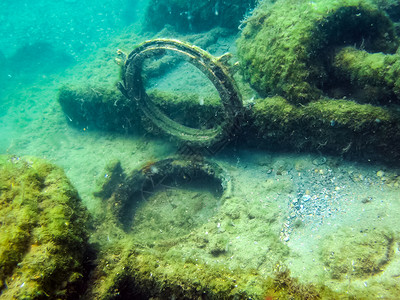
[237,0,399,103]
[84,236,336,299]
[58,85,139,133]
[333,46,400,104]
[0,155,90,299]
[96,157,232,221]
[58,86,400,163]
[248,96,400,162]
[58,86,222,135]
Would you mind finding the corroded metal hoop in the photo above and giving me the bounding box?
[118,39,242,147]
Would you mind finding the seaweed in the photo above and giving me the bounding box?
[237,0,399,103]
[0,155,90,299]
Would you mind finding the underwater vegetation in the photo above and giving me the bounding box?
[57,0,400,164]
[58,86,222,135]
[332,46,400,104]
[320,226,395,280]
[0,155,90,299]
[83,158,350,299]
[233,0,400,162]
[17,0,399,298]
[81,155,400,299]
[2,153,397,298]
[58,85,139,133]
[249,96,400,162]
[58,86,400,163]
[237,0,400,103]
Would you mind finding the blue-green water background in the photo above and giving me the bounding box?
[1,0,400,298]
[0,0,153,210]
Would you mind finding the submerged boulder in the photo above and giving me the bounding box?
[0,155,90,299]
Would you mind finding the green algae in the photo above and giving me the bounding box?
[0,155,90,299]
[58,85,222,135]
[333,46,400,104]
[58,85,400,162]
[320,226,395,280]
[251,96,400,161]
[85,236,269,299]
[58,85,138,133]
[237,0,399,103]
[85,233,349,299]
[84,160,288,298]
[82,159,363,299]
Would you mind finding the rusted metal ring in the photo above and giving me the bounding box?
[118,39,242,147]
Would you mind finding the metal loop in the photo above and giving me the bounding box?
[119,39,242,147]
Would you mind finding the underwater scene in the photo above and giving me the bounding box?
[1,0,400,299]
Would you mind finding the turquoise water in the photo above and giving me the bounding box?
[1,0,400,299]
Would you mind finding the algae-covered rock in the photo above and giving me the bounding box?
[237,0,399,103]
[319,226,395,279]
[145,0,259,32]
[0,155,90,299]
